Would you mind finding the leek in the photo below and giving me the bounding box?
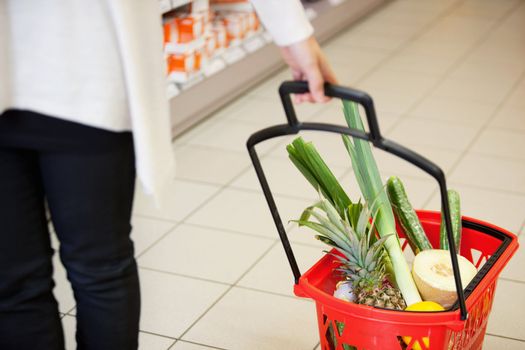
[287,137,352,217]
[342,101,422,306]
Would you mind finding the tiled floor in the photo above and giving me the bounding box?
[54,0,525,348]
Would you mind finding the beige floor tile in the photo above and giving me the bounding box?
[470,128,525,161]
[372,1,445,24]
[401,39,471,61]
[469,40,525,67]
[139,332,175,350]
[246,69,292,99]
[230,154,348,201]
[247,90,342,124]
[139,268,228,338]
[286,222,331,248]
[182,287,319,350]
[174,117,222,146]
[185,187,311,239]
[138,224,274,284]
[483,334,525,350]
[430,76,516,105]
[449,153,525,195]
[132,216,177,257]
[388,117,481,152]
[171,341,217,349]
[307,101,402,134]
[505,85,525,109]
[454,0,520,20]
[330,30,408,52]
[486,279,525,340]
[53,253,76,314]
[380,52,456,76]
[174,144,250,186]
[133,179,220,222]
[372,145,463,178]
[419,15,494,45]
[185,118,280,154]
[219,95,323,127]
[383,0,457,16]
[449,57,525,85]
[424,183,525,233]
[237,243,324,297]
[332,60,384,87]
[322,41,389,67]
[358,89,422,115]
[62,315,76,350]
[358,69,440,99]
[338,168,436,209]
[490,104,525,132]
[500,234,524,282]
[350,18,423,39]
[409,95,497,127]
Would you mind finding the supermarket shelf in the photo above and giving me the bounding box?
[159,0,191,14]
[169,0,388,138]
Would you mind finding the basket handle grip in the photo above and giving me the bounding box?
[247,81,467,320]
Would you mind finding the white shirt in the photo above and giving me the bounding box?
[0,0,313,202]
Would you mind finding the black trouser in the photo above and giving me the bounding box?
[0,110,140,350]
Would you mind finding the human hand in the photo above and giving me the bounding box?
[279,36,338,103]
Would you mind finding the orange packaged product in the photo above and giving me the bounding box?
[193,43,207,71]
[221,13,244,45]
[212,23,228,49]
[167,51,195,73]
[163,18,178,44]
[175,14,205,43]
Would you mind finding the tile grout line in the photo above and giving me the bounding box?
[135,223,181,259]
[421,69,525,210]
[138,266,234,288]
[485,333,525,343]
[139,329,178,341]
[133,213,179,224]
[407,2,525,209]
[172,240,281,343]
[168,339,230,350]
[500,277,525,286]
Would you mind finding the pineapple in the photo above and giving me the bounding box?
[338,223,406,310]
[298,196,406,310]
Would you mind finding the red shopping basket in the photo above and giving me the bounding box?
[246,81,519,350]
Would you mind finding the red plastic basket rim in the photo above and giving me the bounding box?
[294,210,519,329]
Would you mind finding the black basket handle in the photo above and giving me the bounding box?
[246,81,468,320]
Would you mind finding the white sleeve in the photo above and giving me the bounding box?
[249,0,313,47]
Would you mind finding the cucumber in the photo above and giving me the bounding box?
[387,176,433,254]
[440,189,461,252]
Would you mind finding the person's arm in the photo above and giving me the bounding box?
[250,0,337,103]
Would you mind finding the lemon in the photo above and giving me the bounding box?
[402,301,444,350]
[406,301,445,312]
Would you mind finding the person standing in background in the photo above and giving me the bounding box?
[0,1,337,349]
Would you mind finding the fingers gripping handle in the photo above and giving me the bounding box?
[279,80,382,143]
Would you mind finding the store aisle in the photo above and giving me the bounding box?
[55,0,525,348]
